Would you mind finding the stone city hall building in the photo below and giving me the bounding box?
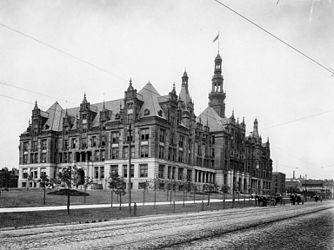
[18,54,272,193]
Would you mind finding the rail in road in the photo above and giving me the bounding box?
[0,202,333,249]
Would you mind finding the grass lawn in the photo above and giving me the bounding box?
[0,199,256,229]
[0,188,244,208]
[0,188,256,229]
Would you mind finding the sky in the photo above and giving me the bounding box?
[0,0,333,180]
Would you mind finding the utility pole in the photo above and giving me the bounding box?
[128,122,132,215]
[232,163,235,208]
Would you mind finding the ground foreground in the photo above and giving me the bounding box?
[1,202,333,249]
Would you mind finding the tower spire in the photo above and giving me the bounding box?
[208,53,225,118]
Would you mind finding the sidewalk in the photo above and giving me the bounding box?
[0,198,253,213]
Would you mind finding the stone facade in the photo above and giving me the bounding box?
[271,172,286,194]
[18,53,272,193]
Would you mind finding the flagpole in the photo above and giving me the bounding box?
[218,32,220,53]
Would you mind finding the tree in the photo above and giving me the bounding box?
[149,178,161,208]
[108,171,126,210]
[203,183,213,205]
[82,176,93,203]
[38,172,50,205]
[141,180,150,205]
[48,166,89,214]
[27,172,34,191]
[220,184,230,209]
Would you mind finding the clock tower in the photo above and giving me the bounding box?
[209,53,226,118]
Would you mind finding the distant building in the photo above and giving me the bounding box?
[18,54,272,193]
[271,172,285,194]
[285,178,302,193]
[301,179,333,199]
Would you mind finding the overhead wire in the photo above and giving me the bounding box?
[0,22,127,82]
[212,0,333,75]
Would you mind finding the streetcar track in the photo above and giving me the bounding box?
[101,206,334,249]
[2,204,332,249]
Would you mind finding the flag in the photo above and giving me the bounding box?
[213,34,219,43]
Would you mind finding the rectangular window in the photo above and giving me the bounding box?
[111,148,119,159]
[123,165,127,178]
[111,131,119,144]
[172,167,176,180]
[40,168,46,177]
[139,164,148,178]
[91,136,97,147]
[140,128,149,141]
[64,153,68,163]
[101,136,106,147]
[122,165,134,178]
[30,153,36,163]
[126,129,134,143]
[140,145,149,158]
[34,168,38,178]
[32,141,38,152]
[69,152,72,163]
[23,154,28,164]
[22,168,28,179]
[95,150,100,161]
[170,132,174,145]
[100,166,104,179]
[130,146,135,158]
[158,165,165,179]
[101,150,105,161]
[64,140,69,150]
[172,148,176,161]
[41,139,47,150]
[23,142,29,152]
[81,138,87,148]
[159,129,166,143]
[168,147,172,160]
[187,169,192,181]
[71,138,76,149]
[179,135,184,148]
[178,168,183,180]
[211,148,215,158]
[110,165,118,175]
[130,165,134,178]
[178,151,183,162]
[41,153,47,163]
[94,167,99,179]
[167,166,171,179]
[158,146,164,159]
[123,146,128,159]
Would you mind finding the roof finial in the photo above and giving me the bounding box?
[83,92,87,103]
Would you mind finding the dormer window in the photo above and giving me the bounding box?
[158,110,163,117]
[115,113,120,120]
[144,109,150,116]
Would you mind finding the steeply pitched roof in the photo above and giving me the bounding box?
[179,85,192,105]
[44,102,65,131]
[138,82,165,118]
[197,106,230,132]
